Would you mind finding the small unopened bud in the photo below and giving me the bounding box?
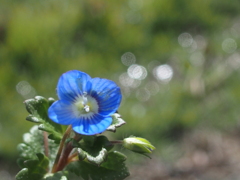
[123,137,155,154]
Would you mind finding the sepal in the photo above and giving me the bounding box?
[107,113,126,132]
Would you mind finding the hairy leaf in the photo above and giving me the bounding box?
[107,113,126,132]
[17,125,58,169]
[24,96,65,143]
[43,171,69,180]
[81,135,114,155]
[67,151,129,180]
[16,153,49,180]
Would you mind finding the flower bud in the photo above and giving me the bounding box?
[123,137,155,154]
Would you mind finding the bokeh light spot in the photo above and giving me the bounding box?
[16,81,36,99]
[121,52,136,66]
[119,72,141,88]
[153,64,173,83]
[127,64,147,80]
[178,33,193,48]
[222,38,237,53]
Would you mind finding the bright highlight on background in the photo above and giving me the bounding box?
[127,64,147,80]
[16,81,36,99]
[153,64,173,83]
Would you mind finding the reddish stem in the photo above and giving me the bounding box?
[67,151,79,163]
[53,141,75,172]
[51,127,82,173]
[51,125,72,173]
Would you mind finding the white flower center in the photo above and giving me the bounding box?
[73,92,99,118]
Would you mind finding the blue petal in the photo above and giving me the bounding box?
[72,114,112,135]
[89,78,122,116]
[57,70,92,102]
[48,100,76,125]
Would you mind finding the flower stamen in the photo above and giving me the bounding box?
[83,105,90,112]
[73,93,99,117]
[82,92,88,105]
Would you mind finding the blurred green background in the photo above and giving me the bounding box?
[1,0,240,179]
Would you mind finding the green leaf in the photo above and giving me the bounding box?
[16,153,49,180]
[66,151,129,180]
[107,113,126,132]
[17,125,58,169]
[24,96,64,143]
[81,135,96,147]
[78,147,108,166]
[43,171,69,180]
[76,135,114,166]
[15,168,29,180]
[81,135,114,155]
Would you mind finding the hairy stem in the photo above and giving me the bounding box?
[51,125,72,173]
[52,128,82,173]
[43,131,49,172]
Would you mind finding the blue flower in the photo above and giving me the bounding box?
[48,70,122,135]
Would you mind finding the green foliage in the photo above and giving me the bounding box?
[24,96,64,143]
[16,153,49,180]
[67,151,129,180]
[81,135,114,154]
[17,125,58,169]
[16,95,132,179]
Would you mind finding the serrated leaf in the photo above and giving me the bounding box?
[66,151,129,180]
[75,136,114,166]
[24,96,64,142]
[43,171,69,180]
[17,125,58,169]
[81,135,96,147]
[81,135,114,155]
[15,168,29,180]
[16,153,49,180]
[78,147,108,166]
[107,113,126,132]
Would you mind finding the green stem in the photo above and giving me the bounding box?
[51,125,72,173]
[43,131,49,172]
[110,140,123,145]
